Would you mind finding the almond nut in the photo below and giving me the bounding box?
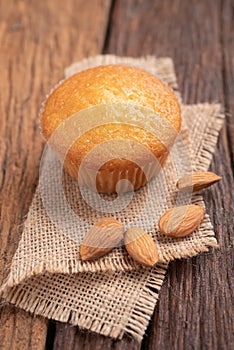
[176,171,222,192]
[80,218,123,261]
[158,205,204,238]
[124,227,159,267]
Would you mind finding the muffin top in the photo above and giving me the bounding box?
[41,65,181,170]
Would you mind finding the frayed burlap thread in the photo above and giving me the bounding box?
[0,56,224,341]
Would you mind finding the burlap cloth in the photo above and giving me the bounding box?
[0,56,224,341]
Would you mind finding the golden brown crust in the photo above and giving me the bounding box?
[41,64,181,192]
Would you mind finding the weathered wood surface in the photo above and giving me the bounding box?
[0,0,111,349]
[0,0,233,349]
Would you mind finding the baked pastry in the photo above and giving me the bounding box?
[41,64,181,193]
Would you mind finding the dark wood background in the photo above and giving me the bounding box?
[0,0,233,349]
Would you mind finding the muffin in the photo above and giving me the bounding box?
[41,64,181,193]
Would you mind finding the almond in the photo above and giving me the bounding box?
[176,171,222,192]
[158,205,204,238]
[124,227,159,267]
[80,218,123,261]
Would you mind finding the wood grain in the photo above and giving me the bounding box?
[0,0,233,349]
[0,0,111,349]
[105,0,233,349]
[53,323,140,350]
[53,0,233,349]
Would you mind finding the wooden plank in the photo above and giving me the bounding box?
[0,305,47,350]
[53,0,233,348]
[1,0,233,349]
[0,0,111,349]
[221,0,234,167]
[104,0,233,349]
[53,322,140,350]
[52,0,234,349]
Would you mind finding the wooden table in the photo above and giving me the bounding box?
[0,0,233,349]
